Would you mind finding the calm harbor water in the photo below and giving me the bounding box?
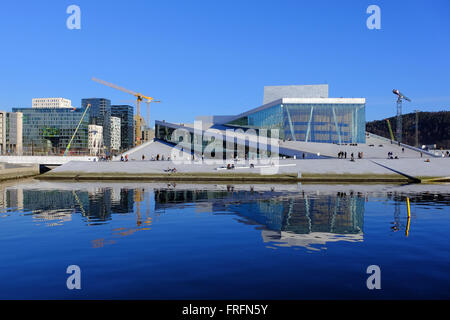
[0,180,449,299]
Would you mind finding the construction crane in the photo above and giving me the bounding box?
[64,104,91,156]
[144,98,161,129]
[120,98,161,129]
[415,109,419,147]
[392,89,411,143]
[386,119,395,141]
[92,77,153,145]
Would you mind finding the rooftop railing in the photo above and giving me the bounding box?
[366,132,438,157]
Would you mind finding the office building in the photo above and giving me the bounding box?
[111,105,134,151]
[82,98,111,152]
[32,98,72,109]
[13,107,89,155]
[0,111,23,155]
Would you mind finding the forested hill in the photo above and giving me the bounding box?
[366,111,450,149]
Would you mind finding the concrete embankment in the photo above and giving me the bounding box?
[36,158,450,183]
[38,171,410,183]
[0,163,40,182]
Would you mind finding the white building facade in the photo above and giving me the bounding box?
[88,125,103,156]
[32,98,72,109]
[0,111,23,155]
[110,116,121,152]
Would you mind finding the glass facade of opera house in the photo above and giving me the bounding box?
[155,99,366,159]
[226,102,366,144]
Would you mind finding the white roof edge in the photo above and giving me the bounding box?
[281,98,366,104]
[263,84,328,88]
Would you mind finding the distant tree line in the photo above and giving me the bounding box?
[366,111,450,149]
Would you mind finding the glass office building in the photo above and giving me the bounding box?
[226,100,366,144]
[82,98,111,151]
[111,105,134,151]
[13,107,89,155]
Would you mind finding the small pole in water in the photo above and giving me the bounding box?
[406,197,411,218]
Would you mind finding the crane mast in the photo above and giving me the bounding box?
[392,89,411,143]
[144,99,161,130]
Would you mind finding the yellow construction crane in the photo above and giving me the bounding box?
[120,98,161,129]
[134,114,145,144]
[64,104,91,156]
[92,77,153,145]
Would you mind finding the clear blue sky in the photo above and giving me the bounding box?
[0,0,449,124]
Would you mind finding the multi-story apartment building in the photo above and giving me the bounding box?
[110,116,121,152]
[88,125,103,156]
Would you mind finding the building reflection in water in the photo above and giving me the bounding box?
[2,187,134,225]
[1,186,154,248]
[2,184,368,250]
[1,183,447,249]
[154,188,365,250]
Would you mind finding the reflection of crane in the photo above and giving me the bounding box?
[72,190,87,217]
[133,188,152,227]
[64,104,90,156]
[92,77,154,145]
[392,89,411,143]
